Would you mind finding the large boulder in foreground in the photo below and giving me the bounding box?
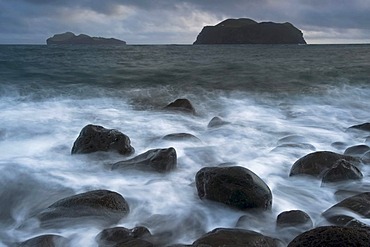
[193,228,283,247]
[46,32,126,45]
[287,226,370,247]
[194,18,306,45]
[196,166,272,210]
[38,190,129,227]
[111,147,177,172]
[71,124,134,155]
[322,192,370,225]
[289,151,360,178]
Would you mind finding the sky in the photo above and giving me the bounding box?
[0,0,369,44]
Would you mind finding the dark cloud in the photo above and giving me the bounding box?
[0,0,369,44]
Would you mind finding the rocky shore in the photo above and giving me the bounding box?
[8,98,370,247]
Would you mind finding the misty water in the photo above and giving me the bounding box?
[1,44,370,246]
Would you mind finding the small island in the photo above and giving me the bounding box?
[193,18,306,45]
[46,32,126,45]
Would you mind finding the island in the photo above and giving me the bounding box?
[193,18,306,45]
[46,32,126,45]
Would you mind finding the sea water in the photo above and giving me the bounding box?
[0,44,370,246]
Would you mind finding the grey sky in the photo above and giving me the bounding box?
[0,0,369,44]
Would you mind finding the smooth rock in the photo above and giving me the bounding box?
[196,166,272,210]
[207,116,229,128]
[111,147,177,172]
[276,210,313,229]
[164,99,196,115]
[348,122,370,132]
[192,228,283,247]
[38,190,129,227]
[322,192,370,225]
[18,234,69,247]
[321,159,363,184]
[96,226,152,247]
[344,144,370,158]
[162,133,200,142]
[287,226,370,247]
[71,124,134,155]
[289,151,360,178]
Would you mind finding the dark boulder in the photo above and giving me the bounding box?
[46,32,126,45]
[71,124,134,155]
[289,151,360,178]
[38,190,129,227]
[207,116,229,128]
[192,228,283,247]
[195,166,272,210]
[96,226,152,247]
[194,18,306,45]
[287,226,370,247]
[322,192,370,225]
[164,99,196,115]
[111,147,177,173]
[276,210,313,229]
[18,234,69,247]
[162,133,200,142]
[321,159,363,184]
[344,144,370,158]
[348,122,370,132]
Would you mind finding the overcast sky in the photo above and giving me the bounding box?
[0,0,369,44]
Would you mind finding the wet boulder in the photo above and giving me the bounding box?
[344,144,370,158]
[162,133,200,142]
[192,228,283,247]
[322,192,370,225]
[18,234,70,247]
[348,122,370,132]
[71,124,134,155]
[207,116,229,128]
[164,98,196,115]
[289,151,360,178]
[38,190,129,228]
[321,159,363,184]
[96,226,153,247]
[287,226,370,247]
[111,147,177,172]
[196,166,272,210]
[276,210,313,229]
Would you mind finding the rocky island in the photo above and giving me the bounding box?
[193,18,306,45]
[46,32,126,45]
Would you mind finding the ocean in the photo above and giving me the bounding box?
[1,44,370,246]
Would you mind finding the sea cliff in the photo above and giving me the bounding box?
[194,18,306,44]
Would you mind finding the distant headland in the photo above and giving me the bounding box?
[46,32,126,45]
[193,18,306,45]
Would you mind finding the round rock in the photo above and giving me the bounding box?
[287,226,370,247]
[321,159,363,184]
[276,210,313,229]
[38,190,129,227]
[193,228,282,247]
[289,151,360,178]
[71,124,134,155]
[196,166,272,210]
